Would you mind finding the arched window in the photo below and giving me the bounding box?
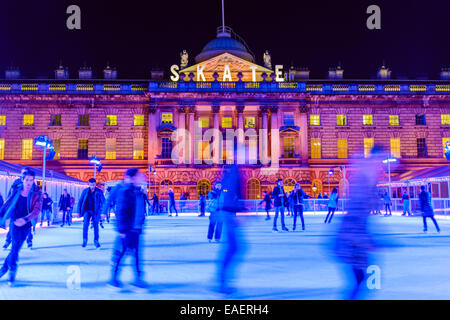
[160,179,173,199]
[247,178,261,199]
[197,179,211,196]
[284,178,296,193]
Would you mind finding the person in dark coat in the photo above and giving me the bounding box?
[151,193,159,215]
[59,189,72,227]
[198,193,206,217]
[40,193,53,227]
[108,168,149,291]
[292,183,310,231]
[102,183,123,223]
[401,191,412,216]
[383,192,392,216]
[207,183,223,242]
[271,179,289,232]
[259,191,272,221]
[419,185,440,233]
[2,174,24,249]
[77,178,105,248]
[324,187,340,224]
[168,189,178,217]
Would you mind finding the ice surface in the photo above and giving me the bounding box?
[0,213,448,300]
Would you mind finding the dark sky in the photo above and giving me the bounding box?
[0,0,448,79]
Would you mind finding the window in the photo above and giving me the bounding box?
[363,114,373,125]
[247,179,261,199]
[23,114,34,126]
[283,112,295,126]
[162,137,172,159]
[197,179,211,197]
[415,114,426,125]
[390,138,401,158]
[77,139,88,159]
[311,139,321,159]
[364,138,374,158]
[53,139,60,160]
[0,115,6,126]
[105,138,116,159]
[161,113,173,124]
[134,114,145,126]
[310,114,320,126]
[441,114,450,125]
[283,137,294,158]
[417,138,428,157]
[337,139,348,159]
[198,118,209,128]
[245,117,255,129]
[222,117,232,128]
[133,138,144,159]
[443,138,450,158]
[50,114,61,126]
[198,141,211,160]
[336,114,347,126]
[106,115,117,126]
[0,139,4,160]
[389,115,399,126]
[22,139,33,160]
[78,114,89,126]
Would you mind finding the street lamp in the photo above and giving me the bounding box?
[153,169,157,195]
[34,136,54,192]
[383,156,397,198]
[89,156,102,179]
[328,169,334,196]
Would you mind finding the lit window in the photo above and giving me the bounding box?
[441,114,450,125]
[78,114,89,126]
[390,138,401,158]
[106,115,117,126]
[198,118,209,128]
[53,139,60,160]
[389,115,399,126]
[443,138,450,158]
[23,114,34,126]
[133,138,144,159]
[0,139,4,160]
[161,113,173,124]
[311,139,321,159]
[105,138,116,159]
[222,117,232,128]
[77,139,88,159]
[22,139,33,160]
[245,117,255,128]
[198,141,211,160]
[283,112,295,126]
[310,115,320,126]
[0,116,6,126]
[363,114,373,125]
[336,114,347,126]
[283,137,294,158]
[364,138,374,158]
[134,115,145,126]
[50,114,61,126]
[337,139,347,159]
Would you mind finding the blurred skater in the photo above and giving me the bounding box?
[151,193,159,215]
[383,192,392,216]
[272,179,289,232]
[168,188,178,217]
[401,191,412,216]
[207,183,223,242]
[108,168,149,291]
[259,191,272,221]
[419,185,440,233]
[324,188,339,224]
[40,193,53,227]
[292,183,309,231]
[199,193,206,217]
[59,189,72,227]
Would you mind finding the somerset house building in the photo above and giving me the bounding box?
[0,25,449,200]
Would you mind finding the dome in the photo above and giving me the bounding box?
[195,27,255,63]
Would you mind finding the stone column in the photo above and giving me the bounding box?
[178,105,186,164]
[212,103,220,165]
[270,105,280,165]
[147,103,158,165]
[236,103,245,164]
[260,105,269,165]
[188,105,196,165]
[299,102,309,165]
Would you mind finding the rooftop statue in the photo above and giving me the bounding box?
[180,50,189,68]
[263,50,272,69]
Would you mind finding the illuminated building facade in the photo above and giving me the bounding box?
[1,26,450,199]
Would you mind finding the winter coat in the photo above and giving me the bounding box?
[259,194,272,210]
[59,194,71,211]
[77,187,105,216]
[102,183,122,215]
[42,197,53,211]
[328,193,339,209]
[115,183,146,233]
[292,189,309,206]
[419,191,434,217]
[272,186,286,207]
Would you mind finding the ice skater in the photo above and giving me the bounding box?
[401,191,412,216]
[259,191,272,221]
[383,191,392,216]
[168,188,178,217]
[272,179,289,232]
[59,189,72,227]
[78,178,105,248]
[40,192,53,227]
[108,168,149,291]
[324,188,339,224]
[0,168,42,285]
[199,193,206,217]
[207,182,223,242]
[292,183,309,231]
[419,185,440,233]
[151,193,159,215]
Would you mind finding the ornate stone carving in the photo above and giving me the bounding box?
[236,104,245,114]
[148,104,157,114]
[269,105,278,114]
[212,103,220,114]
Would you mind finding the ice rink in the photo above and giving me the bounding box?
[0,213,449,300]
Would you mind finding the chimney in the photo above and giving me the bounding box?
[78,66,93,79]
[151,68,164,80]
[5,66,20,79]
[440,68,450,80]
[55,63,69,79]
[103,64,117,79]
[328,65,344,79]
[288,66,310,80]
[377,64,391,79]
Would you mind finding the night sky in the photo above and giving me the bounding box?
[0,0,448,80]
